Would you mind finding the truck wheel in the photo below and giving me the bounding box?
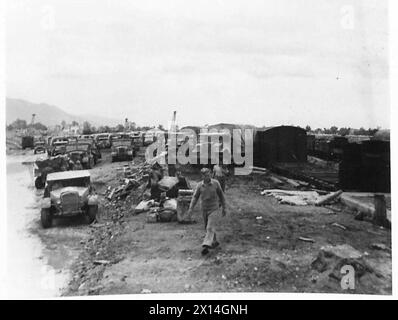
[41,208,52,228]
[35,177,45,189]
[86,205,98,224]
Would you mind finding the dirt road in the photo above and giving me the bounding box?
[5,148,392,297]
[65,152,392,296]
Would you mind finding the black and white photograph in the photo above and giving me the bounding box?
[0,0,394,300]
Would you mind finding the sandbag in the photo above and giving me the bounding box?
[158,176,179,190]
[163,198,177,211]
[146,211,158,223]
[158,209,177,222]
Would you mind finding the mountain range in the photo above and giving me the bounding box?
[6,98,120,127]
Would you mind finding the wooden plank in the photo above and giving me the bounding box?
[315,190,343,206]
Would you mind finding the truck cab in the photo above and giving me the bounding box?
[65,142,96,169]
[111,138,134,162]
[40,170,98,228]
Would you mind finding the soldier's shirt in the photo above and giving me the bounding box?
[192,179,226,213]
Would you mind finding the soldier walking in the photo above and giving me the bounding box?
[187,168,227,255]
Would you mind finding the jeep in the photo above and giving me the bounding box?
[40,170,98,228]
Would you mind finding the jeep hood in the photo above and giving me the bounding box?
[50,187,89,200]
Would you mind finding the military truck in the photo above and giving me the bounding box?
[65,142,96,169]
[77,138,102,163]
[40,170,98,228]
[131,135,141,154]
[33,156,70,189]
[94,133,111,149]
[111,138,134,162]
[48,137,69,156]
[21,136,34,149]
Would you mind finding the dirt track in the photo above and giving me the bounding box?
[5,145,391,297]
[62,151,391,296]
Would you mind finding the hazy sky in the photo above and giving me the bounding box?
[6,0,389,128]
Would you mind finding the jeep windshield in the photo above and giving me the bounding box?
[66,144,90,152]
[113,140,131,147]
[49,177,90,190]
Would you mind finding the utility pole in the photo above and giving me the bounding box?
[170,110,177,132]
[29,113,36,135]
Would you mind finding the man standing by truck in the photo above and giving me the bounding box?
[187,168,227,255]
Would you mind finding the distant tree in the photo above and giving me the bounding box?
[115,124,125,132]
[338,127,350,136]
[82,121,92,134]
[305,125,312,132]
[137,126,151,131]
[61,120,66,129]
[31,122,47,131]
[9,119,28,130]
[330,126,338,135]
[368,128,379,136]
[157,124,165,131]
[71,120,79,127]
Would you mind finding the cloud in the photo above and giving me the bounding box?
[6,0,389,128]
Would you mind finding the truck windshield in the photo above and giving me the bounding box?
[113,140,131,147]
[66,144,89,152]
[50,177,90,190]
